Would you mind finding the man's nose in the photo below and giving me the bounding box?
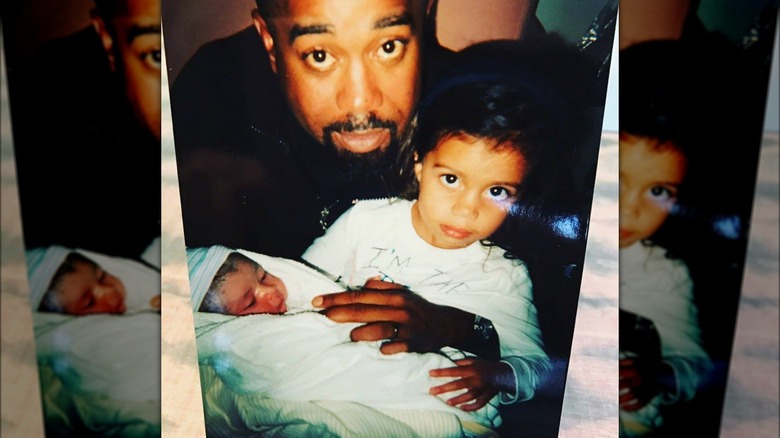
[452,191,480,220]
[336,59,382,114]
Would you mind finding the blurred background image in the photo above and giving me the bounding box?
[1,0,162,436]
[617,1,778,436]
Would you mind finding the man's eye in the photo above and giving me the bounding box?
[142,50,162,69]
[439,174,459,187]
[303,49,336,70]
[376,39,407,62]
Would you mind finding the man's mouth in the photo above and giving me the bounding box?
[331,129,391,153]
[323,113,397,155]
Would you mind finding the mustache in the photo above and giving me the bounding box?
[323,113,398,136]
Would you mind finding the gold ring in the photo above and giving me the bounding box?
[389,322,399,341]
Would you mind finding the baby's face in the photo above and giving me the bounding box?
[221,260,288,315]
[56,260,127,315]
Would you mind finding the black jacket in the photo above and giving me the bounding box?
[169,27,401,259]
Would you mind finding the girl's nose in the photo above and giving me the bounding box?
[452,192,480,219]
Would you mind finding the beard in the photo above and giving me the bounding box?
[322,113,399,174]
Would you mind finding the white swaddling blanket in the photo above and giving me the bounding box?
[27,247,161,434]
[34,312,161,403]
[191,248,500,430]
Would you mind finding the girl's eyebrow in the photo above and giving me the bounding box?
[432,163,457,172]
[491,178,522,188]
[432,163,521,187]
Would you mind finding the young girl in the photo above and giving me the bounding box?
[618,39,720,437]
[301,73,568,413]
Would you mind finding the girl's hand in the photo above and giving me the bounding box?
[429,358,510,411]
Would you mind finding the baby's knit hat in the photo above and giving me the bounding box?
[186,245,234,312]
[25,245,73,311]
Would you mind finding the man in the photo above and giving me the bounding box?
[4,0,161,260]
[169,0,501,357]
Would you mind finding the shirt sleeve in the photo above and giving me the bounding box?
[434,258,551,404]
[494,263,551,403]
[620,246,712,404]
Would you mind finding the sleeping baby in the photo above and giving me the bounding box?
[186,245,501,430]
[27,245,162,315]
[197,251,288,316]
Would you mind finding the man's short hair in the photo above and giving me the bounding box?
[255,0,287,22]
[93,0,123,19]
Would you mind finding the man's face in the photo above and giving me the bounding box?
[220,260,288,316]
[101,0,162,141]
[55,260,127,316]
[257,0,423,155]
[619,133,687,248]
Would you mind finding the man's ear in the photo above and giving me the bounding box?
[91,14,115,72]
[413,152,422,183]
[252,9,277,73]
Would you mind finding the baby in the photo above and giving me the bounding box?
[186,244,500,429]
[28,246,161,316]
[197,251,288,315]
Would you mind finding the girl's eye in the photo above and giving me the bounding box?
[303,49,336,71]
[648,185,676,202]
[376,39,407,62]
[439,174,459,187]
[486,186,512,202]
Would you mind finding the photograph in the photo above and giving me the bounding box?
[1,0,162,436]
[617,1,778,436]
[163,0,617,436]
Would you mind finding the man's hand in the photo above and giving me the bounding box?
[312,279,470,354]
[429,358,510,411]
[619,356,660,411]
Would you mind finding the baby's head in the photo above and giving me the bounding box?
[199,252,288,316]
[405,78,560,250]
[39,252,127,316]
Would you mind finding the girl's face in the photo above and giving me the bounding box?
[56,260,127,316]
[412,135,526,249]
[619,133,687,248]
[220,260,288,315]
